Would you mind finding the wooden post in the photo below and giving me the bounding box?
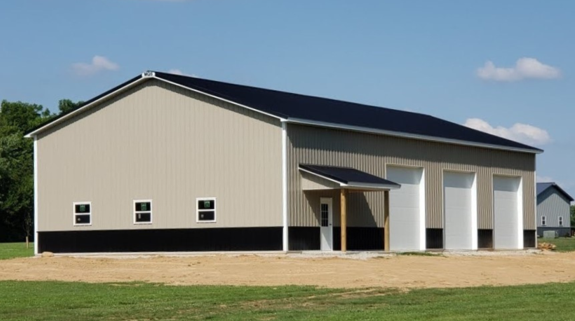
[384,190,390,252]
[341,189,347,252]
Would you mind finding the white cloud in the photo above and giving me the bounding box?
[72,56,119,76]
[476,58,560,82]
[168,69,184,75]
[464,118,551,146]
[167,69,197,77]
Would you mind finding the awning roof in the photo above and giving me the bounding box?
[299,164,401,191]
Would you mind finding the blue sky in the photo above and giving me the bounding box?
[1,1,574,198]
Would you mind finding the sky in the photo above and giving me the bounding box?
[1,1,574,199]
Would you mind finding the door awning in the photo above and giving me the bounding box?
[299,164,401,191]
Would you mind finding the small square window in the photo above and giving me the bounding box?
[197,198,216,223]
[73,202,91,226]
[134,200,152,224]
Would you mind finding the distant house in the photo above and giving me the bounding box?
[537,183,573,237]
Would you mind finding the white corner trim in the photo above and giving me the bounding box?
[284,118,542,155]
[471,173,478,250]
[517,177,524,249]
[282,123,289,252]
[33,137,38,255]
[153,76,286,122]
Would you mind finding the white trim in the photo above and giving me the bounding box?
[419,168,426,251]
[133,199,153,225]
[281,123,289,252]
[25,77,150,138]
[517,177,524,248]
[73,202,92,226]
[346,182,400,190]
[196,197,216,223]
[154,76,285,122]
[284,118,542,155]
[471,172,478,250]
[33,137,38,255]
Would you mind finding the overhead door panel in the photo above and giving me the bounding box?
[493,176,522,249]
[444,172,475,250]
[388,166,424,251]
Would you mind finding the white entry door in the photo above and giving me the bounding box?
[320,198,333,251]
[493,176,522,249]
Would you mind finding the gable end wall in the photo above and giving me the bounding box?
[36,79,283,231]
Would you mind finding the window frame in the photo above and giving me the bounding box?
[559,216,563,226]
[133,199,153,225]
[196,197,216,223]
[73,201,92,226]
[541,215,546,226]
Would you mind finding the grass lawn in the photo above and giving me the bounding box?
[539,237,575,252]
[0,242,34,260]
[1,281,574,321]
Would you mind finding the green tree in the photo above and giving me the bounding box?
[58,99,84,114]
[571,205,575,227]
[0,100,52,241]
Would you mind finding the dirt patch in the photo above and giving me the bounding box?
[1,251,574,289]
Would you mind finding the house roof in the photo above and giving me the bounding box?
[25,71,543,154]
[537,182,574,202]
[299,164,401,190]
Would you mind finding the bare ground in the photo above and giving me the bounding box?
[1,251,575,289]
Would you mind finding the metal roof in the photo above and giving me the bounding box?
[299,164,401,190]
[536,182,574,202]
[25,71,543,154]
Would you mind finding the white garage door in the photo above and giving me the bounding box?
[388,166,425,251]
[493,176,522,249]
[444,171,476,250]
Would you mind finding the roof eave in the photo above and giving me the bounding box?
[283,118,543,154]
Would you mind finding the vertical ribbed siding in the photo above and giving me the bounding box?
[37,80,283,231]
[537,189,571,228]
[287,124,536,229]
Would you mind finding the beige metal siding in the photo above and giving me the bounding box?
[37,79,283,231]
[287,124,536,229]
[301,171,340,190]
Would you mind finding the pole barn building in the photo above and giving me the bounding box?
[25,71,542,254]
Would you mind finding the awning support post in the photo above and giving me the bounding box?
[384,190,390,252]
[341,188,347,252]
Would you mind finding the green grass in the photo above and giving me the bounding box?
[539,237,575,252]
[0,242,34,260]
[1,281,575,320]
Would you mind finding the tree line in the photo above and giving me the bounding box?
[0,99,82,242]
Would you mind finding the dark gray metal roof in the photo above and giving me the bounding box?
[299,164,400,189]
[537,182,574,201]
[25,71,543,154]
